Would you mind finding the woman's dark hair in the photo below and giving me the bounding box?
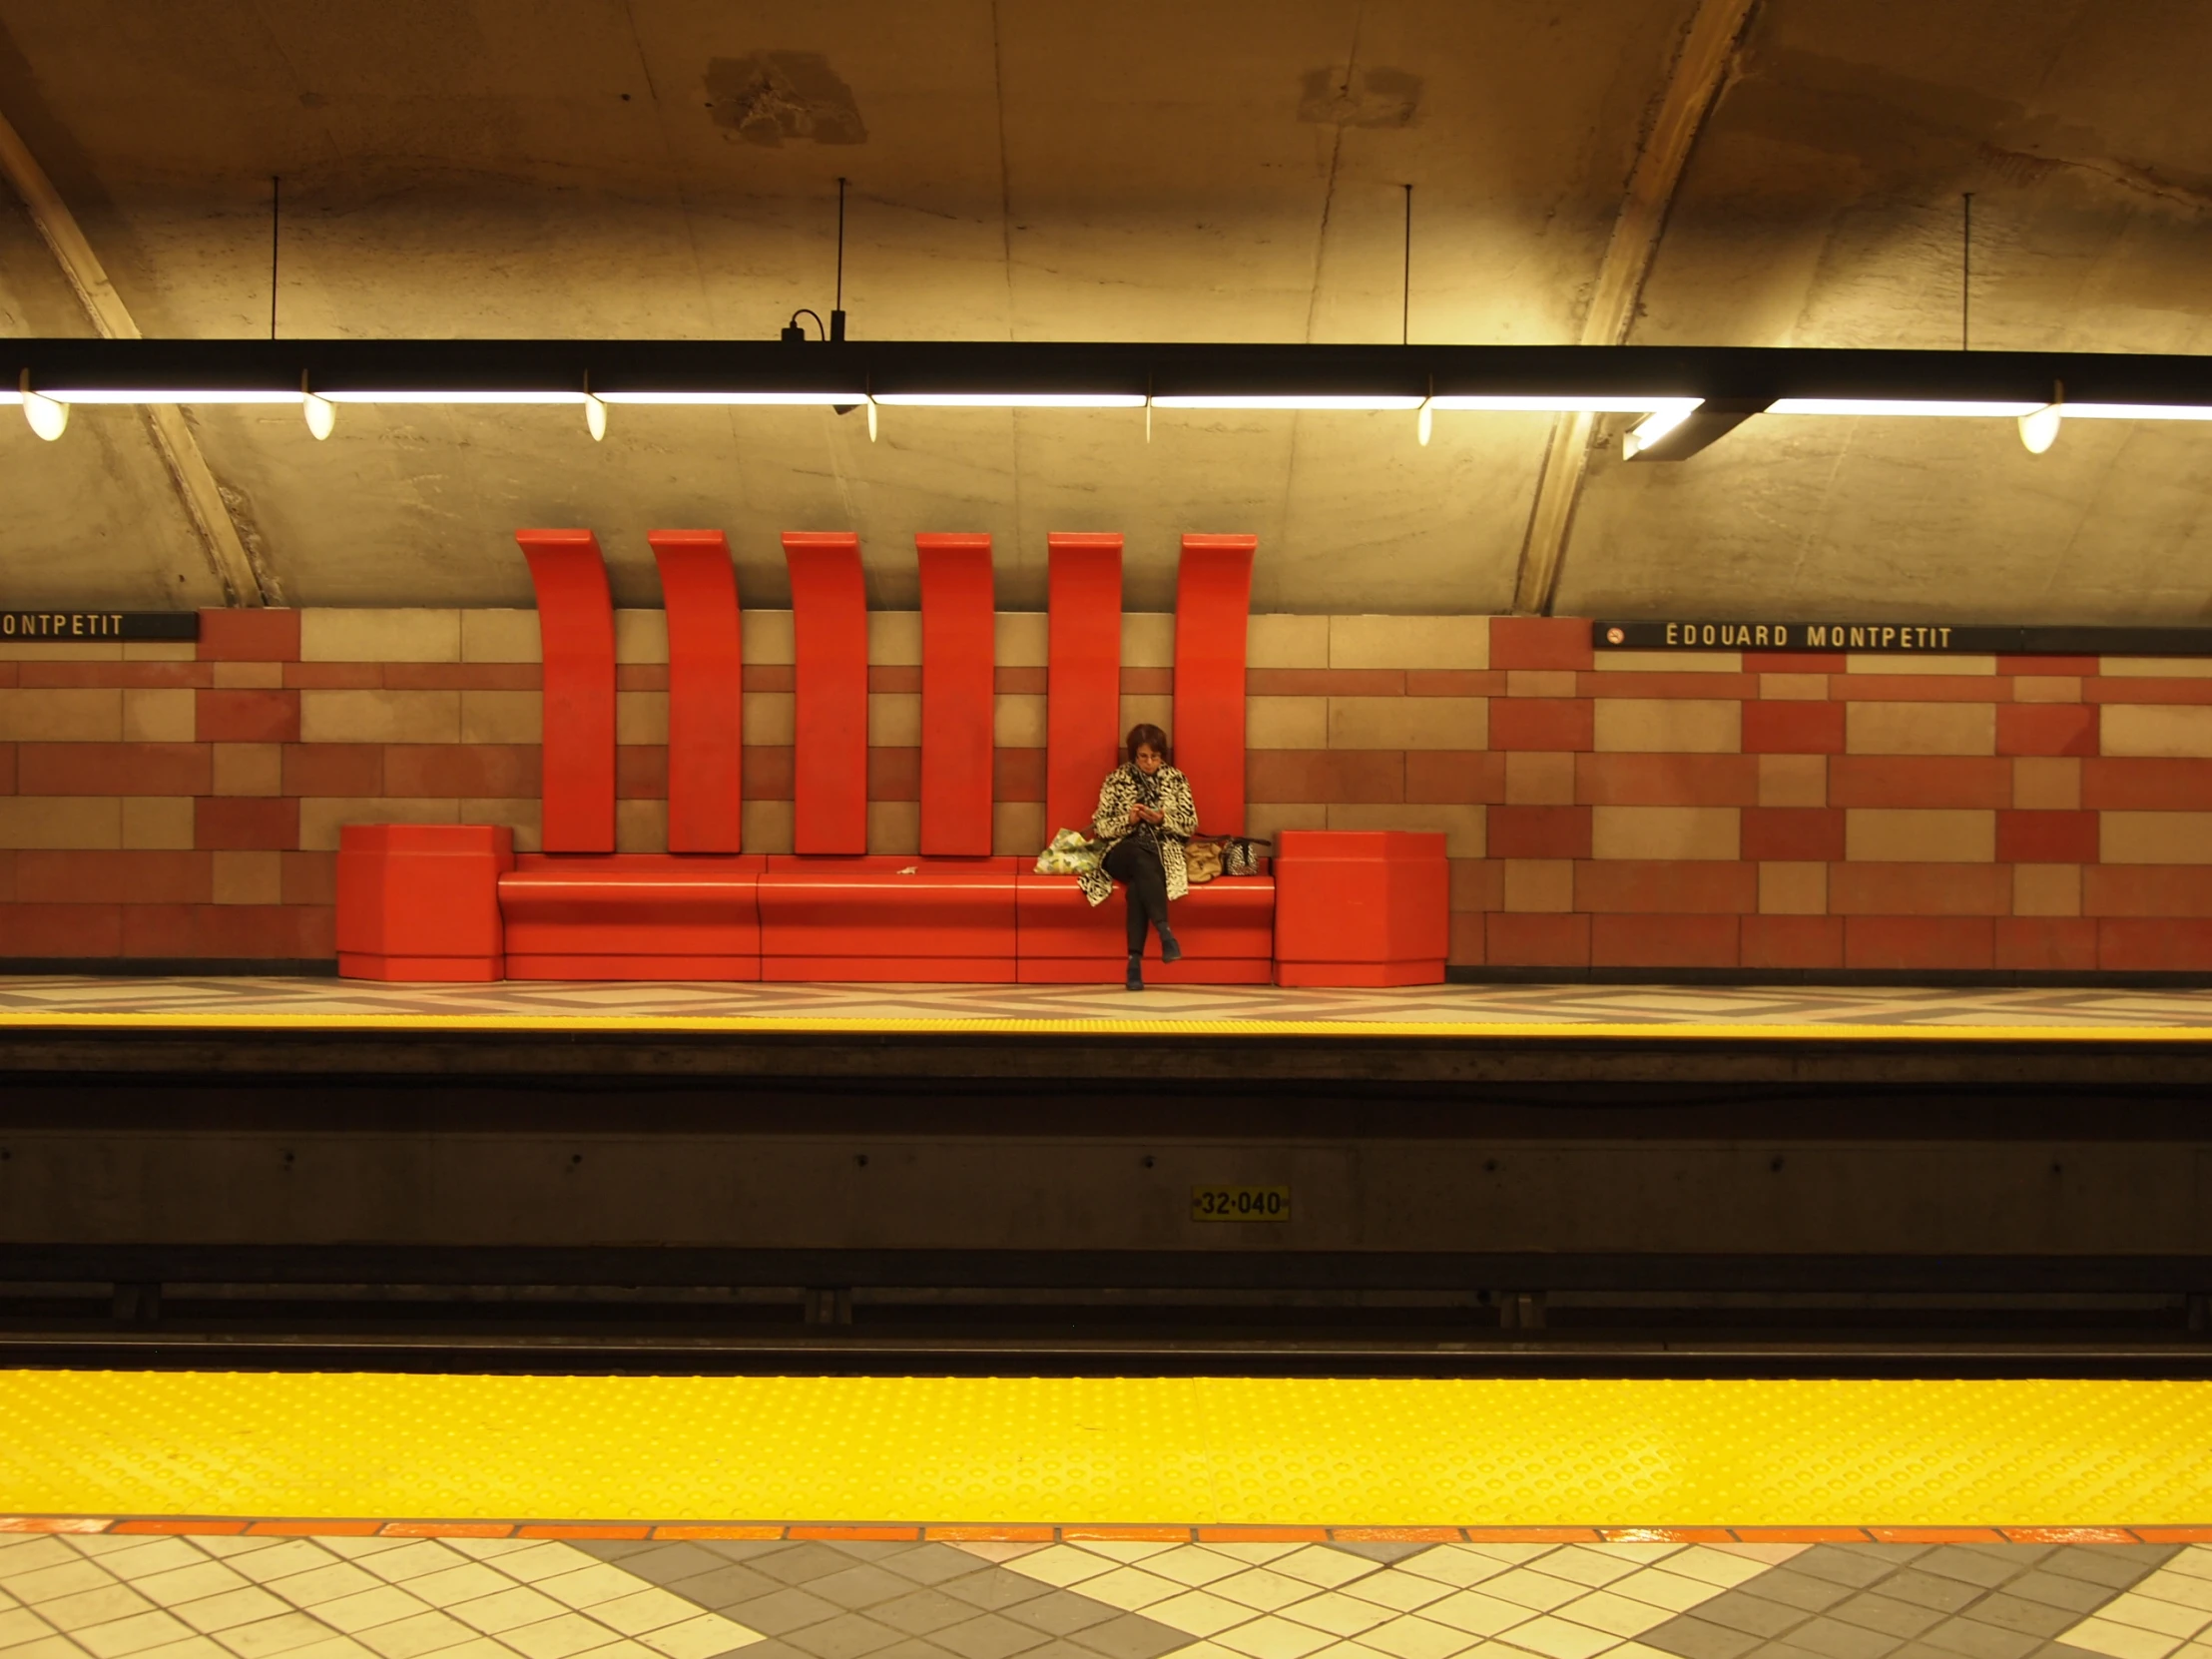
[1125,723,1169,763]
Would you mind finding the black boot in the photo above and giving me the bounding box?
[1157,920,1182,964]
[1125,953,1144,991]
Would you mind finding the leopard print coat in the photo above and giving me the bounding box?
[1079,763,1198,906]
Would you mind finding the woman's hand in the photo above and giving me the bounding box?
[1132,804,1163,825]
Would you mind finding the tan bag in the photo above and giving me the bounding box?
[1184,837,1225,884]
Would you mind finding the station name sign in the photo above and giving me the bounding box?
[1,611,199,641]
[1594,620,2212,657]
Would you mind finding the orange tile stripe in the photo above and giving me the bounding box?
[7,1516,2212,1543]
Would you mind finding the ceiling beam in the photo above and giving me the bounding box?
[0,109,274,606]
[1508,0,1762,616]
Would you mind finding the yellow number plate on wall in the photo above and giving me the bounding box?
[1190,1185,1292,1223]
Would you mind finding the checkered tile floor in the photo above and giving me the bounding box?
[5,975,2212,1030]
[7,1533,2211,1659]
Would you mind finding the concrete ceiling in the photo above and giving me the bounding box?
[1,0,2210,619]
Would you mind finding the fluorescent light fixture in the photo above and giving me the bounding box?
[319,389,587,404]
[1622,403,1698,458]
[1151,393,1425,410]
[584,394,607,441]
[303,392,335,440]
[1769,397,2043,417]
[871,392,1146,408]
[2058,403,2212,420]
[593,390,864,406]
[19,371,63,438]
[1431,394,1703,413]
[41,388,304,404]
[1416,398,1432,446]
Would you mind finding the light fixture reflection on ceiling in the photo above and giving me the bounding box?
[40,388,304,404]
[1430,394,1702,413]
[2018,381,2064,455]
[1416,397,1432,447]
[591,390,865,406]
[1768,398,2044,417]
[584,393,607,441]
[319,390,587,404]
[1150,393,1426,410]
[1621,403,1699,458]
[2057,403,2212,420]
[302,391,335,440]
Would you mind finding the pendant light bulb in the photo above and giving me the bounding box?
[1416,398,1433,447]
[21,389,66,441]
[302,391,335,441]
[585,393,607,442]
[2018,380,2063,455]
[865,397,877,443]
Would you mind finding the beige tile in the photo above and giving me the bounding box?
[993,694,1047,748]
[1505,671,1576,699]
[1759,674,1830,701]
[1410,1590,1530,1636]
[350,1612,474,1659]
[1269,1550,1380,1592]
[580,1591,696,1639]
[1131,1546,1249,1586]
[2103,705,2212,759]
[1325,804,1482,857]
[212,850,282,906]
[1341,1577,1455,1615]
[1212,1619,1336,1659]
[1757,754,1827,808]
[213,743,283,797]
[8,1561,118,1604]
[0,640,122,661]
[867,801,920,853]
[1592,699,1738,754]
[1120,694,1174,736]
[0,1609,56,1649]
[1548,1591,1668,1638]
[1249,615,1329,670]
[123,642,201,663]
[40,1587,157,1631]
[387,1567,504,1605]
[1591,806,1739,860]
[867,693,920,747]
[1759,861,1827,915]
[616,800,668,853]
[1071,1567,1183,1612]
[1122,614,1176,669]
[86,1540,207,1575]
[741,611,794,667]
[1004,1546,1118,1588]
[1845,653,1995,676]
[123,1638,234,1659]
[447,1547,571,1586]
[525,1568,649,1613]
[75,1611,195,1658]
[1844,809,1995,862]
[461,691,541,745]
[867,611,922,667]
[1142,1591,1252,1639]
[0,1539,81,1572]
[124,688,197,743]
[0,688,122,742]
[259,1564,381,1607]
[2060,1618,2184,1659]
[2102,657,2212,679]
[741,800,794,854]
[122,797,196,849]
[1208,1569,1320,1613]
[305,1544,415,1564]
[499,1615,619,1659]
[1594,650,1737,674]
[995,612,1048,669]
[1506,752,1574,806]
[0,796,122,849]
[1331,616,1487,671]
[742,693,795,746]
[994,801,1048,854]
[1597,1570,1715,1614]
[616,692,669,746]
[3,1638,105,1659]
[301,610,459,664]
[302,1589,430,1636]
[298,798,460,852]
[1328,697,1484,751]
[2014,859,2080,914]
[460,611,540,665]
[461,798,543,854]
[300,690,460,745]
[1355,1614,1480,1659]
[2015,757,2082,810]
[2102,812,2212,865]
[1248,697,1328,749]
[1505,859,1573,912]
[210,1611,335,1658]
[213,662,283,690]
[2013,676,2082,704]
[225,1547,340,1587]
[633,1617,756,1659]
[277,1640,378,1659]
[613,612,667,666]
[1496,1616,1617,1659]
[446,1588,563,1637]
[1247,803,1327,842]
[1394,1550,1521,1588]
[1658,1548,1766,1590]
[1844,702,1994,756]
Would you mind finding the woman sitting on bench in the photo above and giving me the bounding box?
[1082,723,1198,991]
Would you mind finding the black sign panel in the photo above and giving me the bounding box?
[1593,620,2212,656]
[0,611,199,642]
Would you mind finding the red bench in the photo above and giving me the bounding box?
[499,853,764,980]
[1015,872,1276,983]
[760,855,1020,982]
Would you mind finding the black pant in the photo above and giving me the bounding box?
[1103,835,1170,954]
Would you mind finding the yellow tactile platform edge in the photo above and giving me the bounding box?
[3,1011,2212,1040]
[4,1374,2211,1527]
